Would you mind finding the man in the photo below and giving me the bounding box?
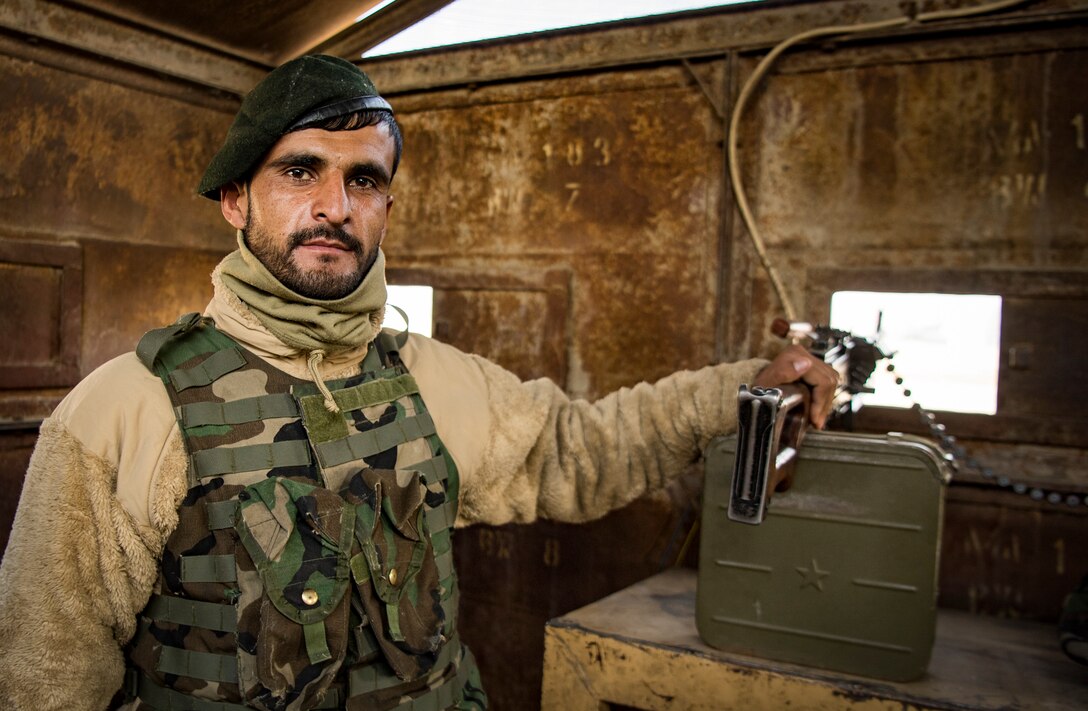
[0,55,835,710]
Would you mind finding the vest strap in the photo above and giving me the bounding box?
[131,670,251,711]
[361,339,381,373]
[348,642,472,710]
[181,554,237,583]
[136,312,202,371]
[180,393,299,427]
[404,455,450,486]
[169,347,247,392]
[426,499,455,535]
[434,548,454,581]
[157,645,238,683]
[334,374,420,412]
[204,500,237,531]
[315,412,436,468]
[192,439,312,477]
[305,619,334,665]
[145,593,237,633]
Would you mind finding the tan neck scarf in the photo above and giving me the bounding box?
[218,231,387,355]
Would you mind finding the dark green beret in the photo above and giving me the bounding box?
[197,54,392,200]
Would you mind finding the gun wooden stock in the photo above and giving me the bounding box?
[727,383,810,525]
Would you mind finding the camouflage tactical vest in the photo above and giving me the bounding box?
[122,313,486,711]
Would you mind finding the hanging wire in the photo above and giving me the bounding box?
[728,0,1032,321]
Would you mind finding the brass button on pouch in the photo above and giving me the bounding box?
[301,588,320,606]
[388,569,398,586]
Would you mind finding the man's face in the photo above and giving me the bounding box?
[220,125,396,300]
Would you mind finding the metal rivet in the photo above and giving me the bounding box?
[388,569,398,586]
[301,588,319,606]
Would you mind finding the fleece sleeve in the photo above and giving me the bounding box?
[402,335,768,527]
[0,355,188,711]
[460,357,767,525]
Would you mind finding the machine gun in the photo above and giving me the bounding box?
[727,319,887,524]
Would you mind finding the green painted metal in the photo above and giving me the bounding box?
[697,431,950,681]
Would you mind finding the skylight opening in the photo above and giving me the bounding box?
[829,291,1003,415]
[362,0,763,58]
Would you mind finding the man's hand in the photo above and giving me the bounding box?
[752,344,839,429]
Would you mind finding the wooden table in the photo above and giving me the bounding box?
[542,568,1088,710]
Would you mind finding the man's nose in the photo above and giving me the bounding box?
[311,178,350,224]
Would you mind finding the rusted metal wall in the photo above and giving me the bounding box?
[387,66,726,396]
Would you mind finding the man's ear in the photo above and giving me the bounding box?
[380,193,394,246]
[220,182,249,230]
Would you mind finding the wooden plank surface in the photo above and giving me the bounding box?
[543,568,1088,710]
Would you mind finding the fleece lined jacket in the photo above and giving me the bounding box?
[0,279,766,709]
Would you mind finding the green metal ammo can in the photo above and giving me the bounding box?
[697,431,951,681]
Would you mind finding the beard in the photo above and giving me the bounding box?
[244,218,378,300]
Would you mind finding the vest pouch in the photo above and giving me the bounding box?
[234,477,356,711]
[342,468,448,683]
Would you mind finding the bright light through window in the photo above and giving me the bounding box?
[386,285,434,338]
[362,0,762,57]
[830,292,1002,415]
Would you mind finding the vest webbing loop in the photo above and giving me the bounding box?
[169,348,247,392]
[131,670,251,711]
[354,623,382,659]
[204,499,238,531]
[145,593,237,633]
[157,645,238,684]
[334,373,420,413]
[180,554,237,583]
[361,339,383,373]
[180,393,300,428]
[192,439,312,478]
[425,499,455,536]
[375,326,408,362]
[136,312,202,371]
[434,548,454,582]
[138,315,244,396]
[348,641,472,710]
[315,412,436,468]
[439,575,458,606]
[404,455,450,486]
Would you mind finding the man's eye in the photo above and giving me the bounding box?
[350,176,377,189]
[285,168,310,180]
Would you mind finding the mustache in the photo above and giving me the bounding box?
[288,226,362,253]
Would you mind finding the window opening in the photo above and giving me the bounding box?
[829,292,1002,415]
[362,0,763,57]
[386,285,434,338]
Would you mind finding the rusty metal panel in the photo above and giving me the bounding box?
[939,487,1088,621]
[728,38,1088,449]
[388,66,724,398]
[80,241,226,374]
[388,266,570,385]
[0,53,233,251]
[999,296,1088,417]
[0,239,81,389]
[738,45,1088,319]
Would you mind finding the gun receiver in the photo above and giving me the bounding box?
[728,320,887,525]
[728,383,809,524]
